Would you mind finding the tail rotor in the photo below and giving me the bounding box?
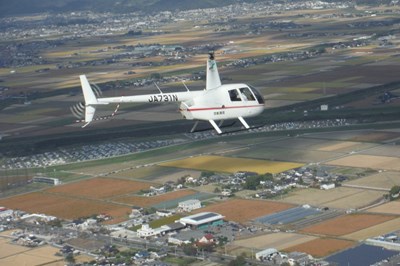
[70,76,120,126]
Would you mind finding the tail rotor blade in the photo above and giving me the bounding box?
[91,83,103,97]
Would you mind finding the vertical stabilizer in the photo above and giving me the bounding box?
[80,75,97,105]
[79,75,98,125]
[206,52,222,90]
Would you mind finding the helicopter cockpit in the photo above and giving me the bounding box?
[228,85,265,104]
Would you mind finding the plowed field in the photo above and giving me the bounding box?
[301,213,395,236]
[0,192,131,221]
[47,177,154,199]
[194,199,294,224]
[283,238,355,257]
[114,189,197,207]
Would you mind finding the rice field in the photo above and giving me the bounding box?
[301,213,396,237]
[326,155,400,171]
[283,238,356,258]
[159,155,304,174]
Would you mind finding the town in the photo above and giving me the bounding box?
[2,0,400,265]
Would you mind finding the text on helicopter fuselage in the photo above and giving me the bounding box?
[148,94,179,103]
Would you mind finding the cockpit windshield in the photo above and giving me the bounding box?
[239,87,256,101]
[248,85,265,104]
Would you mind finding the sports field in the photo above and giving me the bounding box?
[159,155,304,174]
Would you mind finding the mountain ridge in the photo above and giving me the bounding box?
[0,0,254,17]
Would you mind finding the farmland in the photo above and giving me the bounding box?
[326,155,400,171]
[0,192,132,221]
[0,175,212,222]
[344,171,400,190]
[194,199,294,224]
[232,232,317,251]
[280,187,384,210]
[114,189,197,207]
[159,155,304,174]
[0,238,62,266]
[301,214,396,237]
[283,238,356,258]
[47,177,154,199]
[343,217,400,241]
[367,201,400,215]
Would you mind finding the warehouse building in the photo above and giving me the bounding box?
[179,212,224,229]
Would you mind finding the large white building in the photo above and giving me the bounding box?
[179,212,224,229]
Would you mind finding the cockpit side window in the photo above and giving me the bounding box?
[239,87,256,101]
[248,85,265,104]
[228,89,241,101]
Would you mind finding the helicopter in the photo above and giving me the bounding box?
[72,53,265,134]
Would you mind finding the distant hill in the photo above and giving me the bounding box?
[0,0,256,17]
[0,0,393,17]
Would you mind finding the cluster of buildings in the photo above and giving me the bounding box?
[172,166,345,201]
[228,49,323,69]
[0,0,352,71]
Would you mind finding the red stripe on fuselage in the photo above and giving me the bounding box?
[181,104,264,112]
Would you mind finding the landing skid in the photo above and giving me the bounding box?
[219,124,263,135]
[190,116,259,135]
[189,121,236,133]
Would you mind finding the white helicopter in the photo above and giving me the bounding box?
[72,53,265,134]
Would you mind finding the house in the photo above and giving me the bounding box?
[129,207,143,218]
[156,210,172,217]
[168,230,205,245]
[177,199,201,212]
[0,207,13,218]
[198,233,214,245]
[320,183,335,190]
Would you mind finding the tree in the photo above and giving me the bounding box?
[244,173,273,190]
[177,176,187,185]
[150,73,162,80]
[182,244,197,256]
[390,185,400,200]
[65,253,75,264]
[201,171,215,178]
[228,255,246,266]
